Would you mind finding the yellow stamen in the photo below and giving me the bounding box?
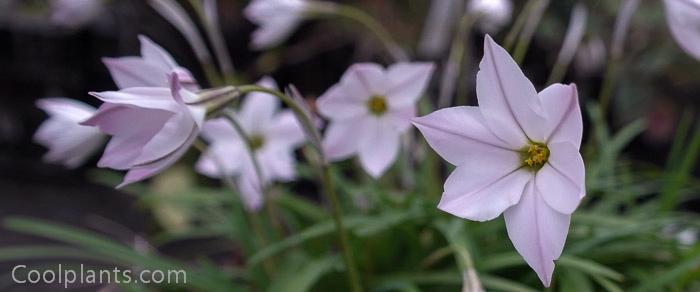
[522,143,549,170]
[249,135,265,151]
[367,95,388,115]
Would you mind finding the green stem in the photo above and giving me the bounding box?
[192,139,275,277]
[512,0,550,65]
[597,60,618,116]
[321,4,407,62]
[237,85,363,292]
[504,0,538,52]
[438,14,474,108]
[188,0,236,79]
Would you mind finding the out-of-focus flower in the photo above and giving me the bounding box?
[467,0,512,33]
[147,0,213,66]
[83,74,205,188]
[574,37,606,76]
[50,0,105,29]
[663,0,700,60]
[196,77,305,211]
[413,35,585,287]
[103,35,198,91]
[418,0,462,58]
[244,0,313,49]
[317,62,434,178]
[34,98,105,168]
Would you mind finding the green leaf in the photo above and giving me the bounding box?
[558,255,624,281]
[3,217,240,291]
[272,191,327,222]
[559,269,594,292]
[630,245,700,292]
[479,274,538,292]
[267,256,339,292]
[248,216,366,266]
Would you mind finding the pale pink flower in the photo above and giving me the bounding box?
[195,77,305,211]
[412,35,585,286]
[663,0,700,60]
[244,0,311,49]
[103,35,198,90]
[34,98,105,168]
[83,74,205,188]
[317,62,434,178]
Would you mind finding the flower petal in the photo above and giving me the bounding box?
[239,77,280,133]
[244,0,307,49]
[322,119,365,161]
[476,35,547,146]
[412,106,517,166]
[238,173,264,211]
[537,142,585,214]
[504,182,570,287]
[341,63,386,97]
[201,118,239,143]
[266,110,305,147]
[439,167,531,221]
[85,105,172,170]
[386,105,415,133]
[138,35,179,72]
[195,141,244,178]
[259,148,296,181]
[385,62,435,108]
[88,88,180,112]
[131,111,196,166]
[36,98,96,121]
[357,119,400,178]
[664,0,700,60]
[316,83,367,121]
[539,83,582,148]
[535,164,581,215]
[117,125,198,188]
[102,57,172,89]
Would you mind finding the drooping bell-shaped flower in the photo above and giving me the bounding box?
[244,0,313,49]
[317,62,434,178]
[663,0,700,60]
[195,77,305,211]
[82,73,205,188]
[413,35,585,286]
[103,35,198,90]
[34,98,105,168]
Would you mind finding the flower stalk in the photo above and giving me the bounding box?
[316,3,407,62]
[438,13,474,108]
[236,85,363,292]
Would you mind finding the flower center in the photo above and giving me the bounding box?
[248,135,265,151]
[367,95,388,116]
[522,142,549,170]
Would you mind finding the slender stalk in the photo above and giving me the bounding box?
[597,61,618,116]
[221,110,286,236]
[192,139,275,277]
[438,14,474,108]
[319,3,408,62]
[546,4,587,85]
[236,85,363,292]
[512,0,550,65]
[504,0,538,52]
[598,0,640,116]
[188,0,236,79]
